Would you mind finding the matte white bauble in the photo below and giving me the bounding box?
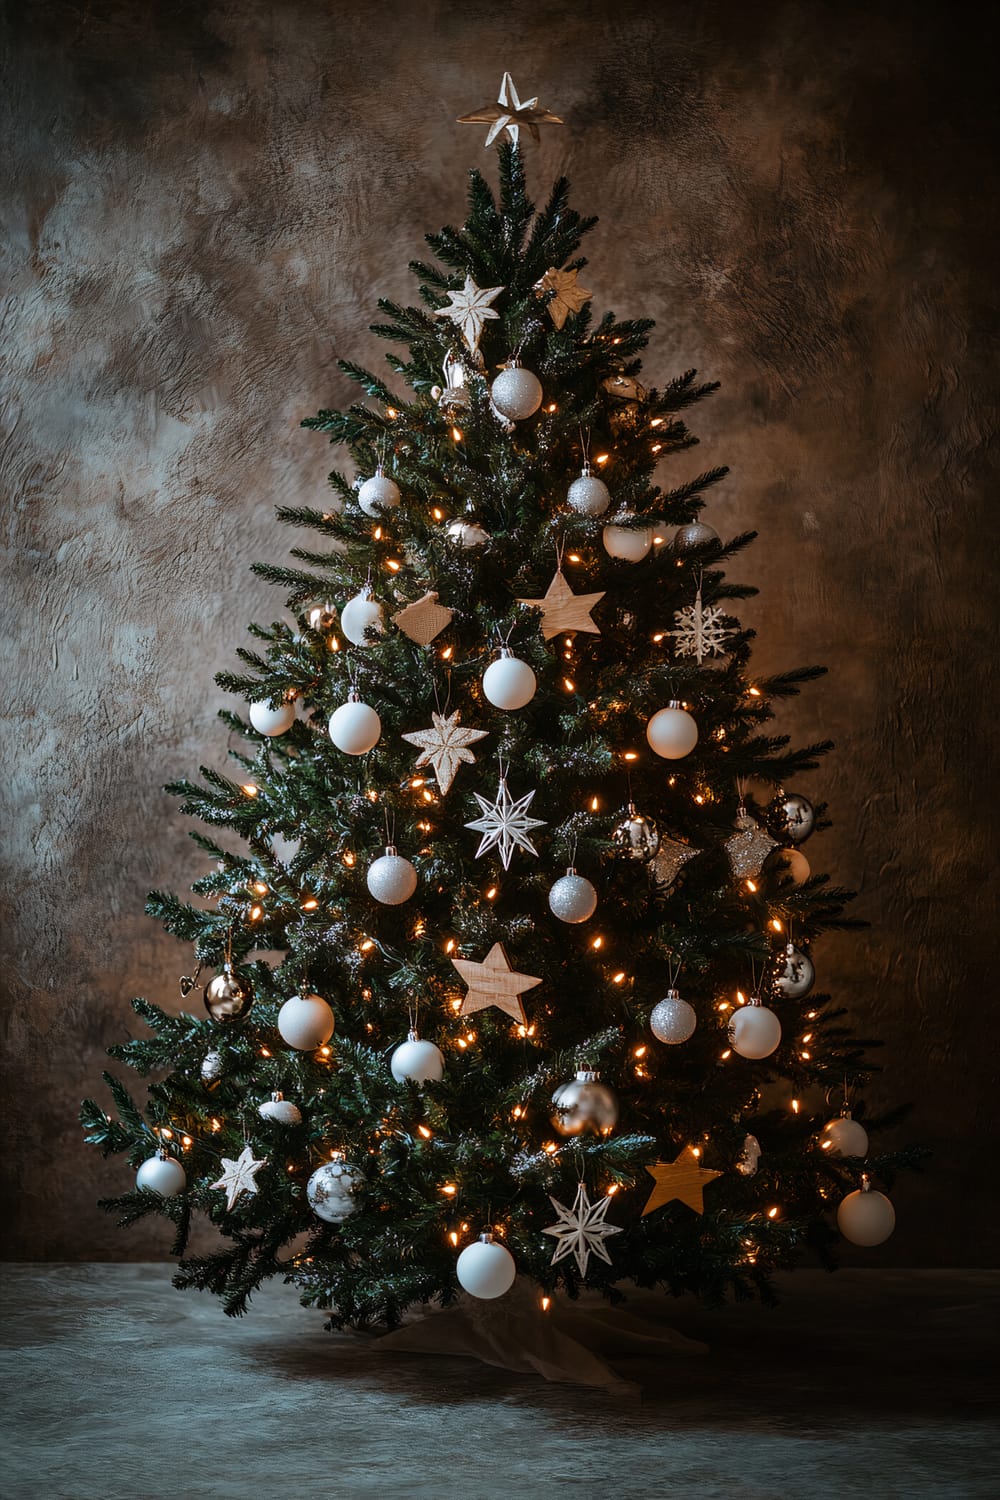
[340,589,385,646]
[823,1115,869,1158]
[729,1000,782,1059]
[390,1030,445,1085]
[249,699,296,736]
[307,1159,360,1224]
[548,868,598,924]
[258,1092,302,1125]
[837,1182,895,1246]
[328,697,381,755]
[277,992,335,1051]
[650,989,697,1044]
[456,1233,517,1299]
[357,472,401,516]
[490,365,543,421]
[482,651,536,710]
[366,846,418,905]
[447,519,490,547]
[567,466,611,517]
[602,518,653,562]
[646,702,699,759]
[136,1154,187,1198]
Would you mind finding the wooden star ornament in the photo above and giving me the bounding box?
[641,1147,722,1217]
[457,71,563,148]
[534,267,593,330]
[451,941,541,1023]
[209,1145,266,1211]
[517,569,605,641]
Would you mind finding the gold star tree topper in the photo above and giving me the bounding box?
[401,710,488,796]
[641,1146,722,1217]
[434,273,503,356]
[451,941,541,1023]
[457,71,563,148]
[534,267,593,330]
[209,1145,266,1211]
[518,569,605,641]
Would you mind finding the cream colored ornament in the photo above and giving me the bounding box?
[434,273,503,356]
[401,709,488,795]
[534,266,593,329]
[456,70,563,148]
[517,568,605,641]
[641,1147,722,1217]
[209,1144,266,1211]
[391,591,454,645]
[451,941,541,1023]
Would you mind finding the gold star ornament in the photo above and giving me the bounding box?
[457,71,563,149]
[451,941,541,1023]
[641,1146,722,1217]
[534,267,593,330]
[517,569,604,641]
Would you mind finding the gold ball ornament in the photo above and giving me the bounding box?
[551,1069,619,1138]
[204,965,254,1023]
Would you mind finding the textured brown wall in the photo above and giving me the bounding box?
[2,0,997,1264]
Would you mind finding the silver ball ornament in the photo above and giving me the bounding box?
[729,998,782,1059]
[612,804,660,860]
[823,1113,869,1158]
[650,988,697,1044]
[307,1159,361,1224]
[258,1091,302,1125]
[204,965,253,1023]
[567,465,611,517]
[775,943,815,999]
[647,702,699,759]
[340,588,385,647]
[366,846,418,905]
[456,1233,517,1299]
[490,365,543,421]
[767,790,816,844]
[136,1153,187,1198]
[357,471,401,516]
[837,1180,895,1246]
[200,1049,224,1088]
[551,1070,619,1138]
[548,868,598,924]
[447,518,490,547]
[390,1030,445,1085]
[673,521,719,553]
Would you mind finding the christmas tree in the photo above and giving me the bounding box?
[83,78,919,1330]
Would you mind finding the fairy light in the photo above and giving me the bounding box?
[449,1230,459,1246]
[160,1127,173,1140]
[800,1049,812,1060]
[343,850,355,867]
[374,526,383,541]
[546,402,557,413]
[486,886,497,900]
[249,904,263,921]
[241,783,258,798]
[441,645,453,660]
[768,1206,779,1219]
[318,1045,332,1059]
[417,1125,432,1139]
[456,1037,468,1049]
[802,1033,813,1044]
[623,751,638,762]
[650,417,664,428]
[746,878,757,892]
[386,406,398,419]
[452,427,463,442]
[691,1146,701,1159]
[563,677,575,692]
[441,1183,457,1196]
[720,1048,732,1059]
[367,789,379,803]
[694,794,705,805]
[512,1105,524,1119]
[820,1138,833,1151]
[445,938,456,953]
[591,936,603,950]
[386,559,401,572]
[749,686,761,698]
[791,1098,801,1113]
[634,1045,647,1057]
[653,632,664,643]
[260,1047,271,1058]
[451,998,463,1012]
[411,777,425,788]
[606,1182,620,1196]
[182,1136,192,1148]
[590,795,599,812]
[302,898,319,911]
[543,1142,557,1154]
[651,443,662,454]
[612,971,626,984]
[770,918,783,932]
[717,1000,731,1012]
[594,453,609,465]
[252,881,268,895]
[567,552,581,562]
[360,938,375,952]
[541,1296,551,1311]
[432,507,444,521]
[806,1010,818,1020]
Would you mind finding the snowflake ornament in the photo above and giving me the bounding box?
[670,587,732,665]
[543,1182,623,1277]
[434,273,503,356]
[465,773,546,869]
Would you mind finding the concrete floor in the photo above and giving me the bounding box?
[2,1265,998,1499]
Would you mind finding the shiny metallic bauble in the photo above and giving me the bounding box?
[728,998,781,1059]
[775,943,815,999]
[258,1091,302,1125]
[823,1114,869,1158]
[647,702,699,760]
[306,602,337,633]
[612,804,660,861]
[602,517,653,562]
[766,790,816,844]
[490,365,543,420]
[357,472,401,516]
[736,1134,761,1177]
[307,1159,361,1224]
[447,518,490,547]
[200,1049,225,1088]
[837,1181,895,1246]
[733,805,757,832]
[762,846,811,888]
[673,521,719,554]
[438,351,471,411]
[366,846,418,905]
[204,965,254,1023]
[601,372,647,405]
[340,589,385,647]
[649,988,697,1044]
[567,466,611,517]
[548,868,598,924]
[551,1070,619,1138]
[390,1030,445,1085]
[136,1152,187,1198]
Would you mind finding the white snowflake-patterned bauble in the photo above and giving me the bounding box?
[670,587,732,665]
[249,698,296,736]
[136,1153,187,1198]
[465,773,546,869]
[543,1182,623,1276]
[307,1159,361,1224]
[456,1233,517,1299]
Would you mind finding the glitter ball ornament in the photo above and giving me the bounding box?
[340,587,385,647]
[767,790,816,844]
[548,867,598,924]
[447,517,490,547]
[823,1112,869,1158]
[357,469,401,516]
[136,1152,187,1198]
[490,364,542,420]
[775,943,815,999]
[567,464,611,516]
[612,803,660,860]
[482,650,536,710]
[602,518,653,562]
[258,1092,302,1125]
[763,846,811,888]
[552,1070,619,1138]
[200,1049,224,1088]
[328,694,381,755]
[673,520,719,553]
[390,1030,445,1085]
[837,1178,895,1246]
[366,846,418,905]
[646,702,699,759]
[456,1233,516,1299]
[729,997,781,1059]
[650,988,697,1044]
[307,1159,360,1224]
[249,698,296,737]
[277,992,335,1051]
[204,965,253,1023]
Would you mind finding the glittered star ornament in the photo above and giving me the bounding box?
[641,1147,722,1217]
[465,773,547,869]
[724,813,778,881]
[517,570,605,642]
[651,836,700,889]
[543,1182,623,1277]
[534,267,593,330]
[209,1145,266,1211]
[457,71,563,149]
[401,710,488,796]
[452,941,542,1023]
[434,273,503,356]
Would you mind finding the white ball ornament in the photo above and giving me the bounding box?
[456,1233,517,1300]
[447,519,490,548]
[340,588,385,647]
[602,517,653,562]
[650,988,697,1044]
[548,867,598,924]
[729,997,782,1059]
[357,470,401,516]
[328,694,381,756]
[823,1113,869,1158]
[837,1179,896,1246]
[366,846,418,905]
[136,1153,187,1198]
[567,465,611,517]
[482,649,536,711]
[249,698,296,737]
[390,1029,445,1085]
[277,992,335,1051]
[258,1092,302,1125]
[646,702,699,760]
[307,1159,361,1224]
[490,364,543,421]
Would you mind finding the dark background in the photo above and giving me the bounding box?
[1,0,997,1263]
